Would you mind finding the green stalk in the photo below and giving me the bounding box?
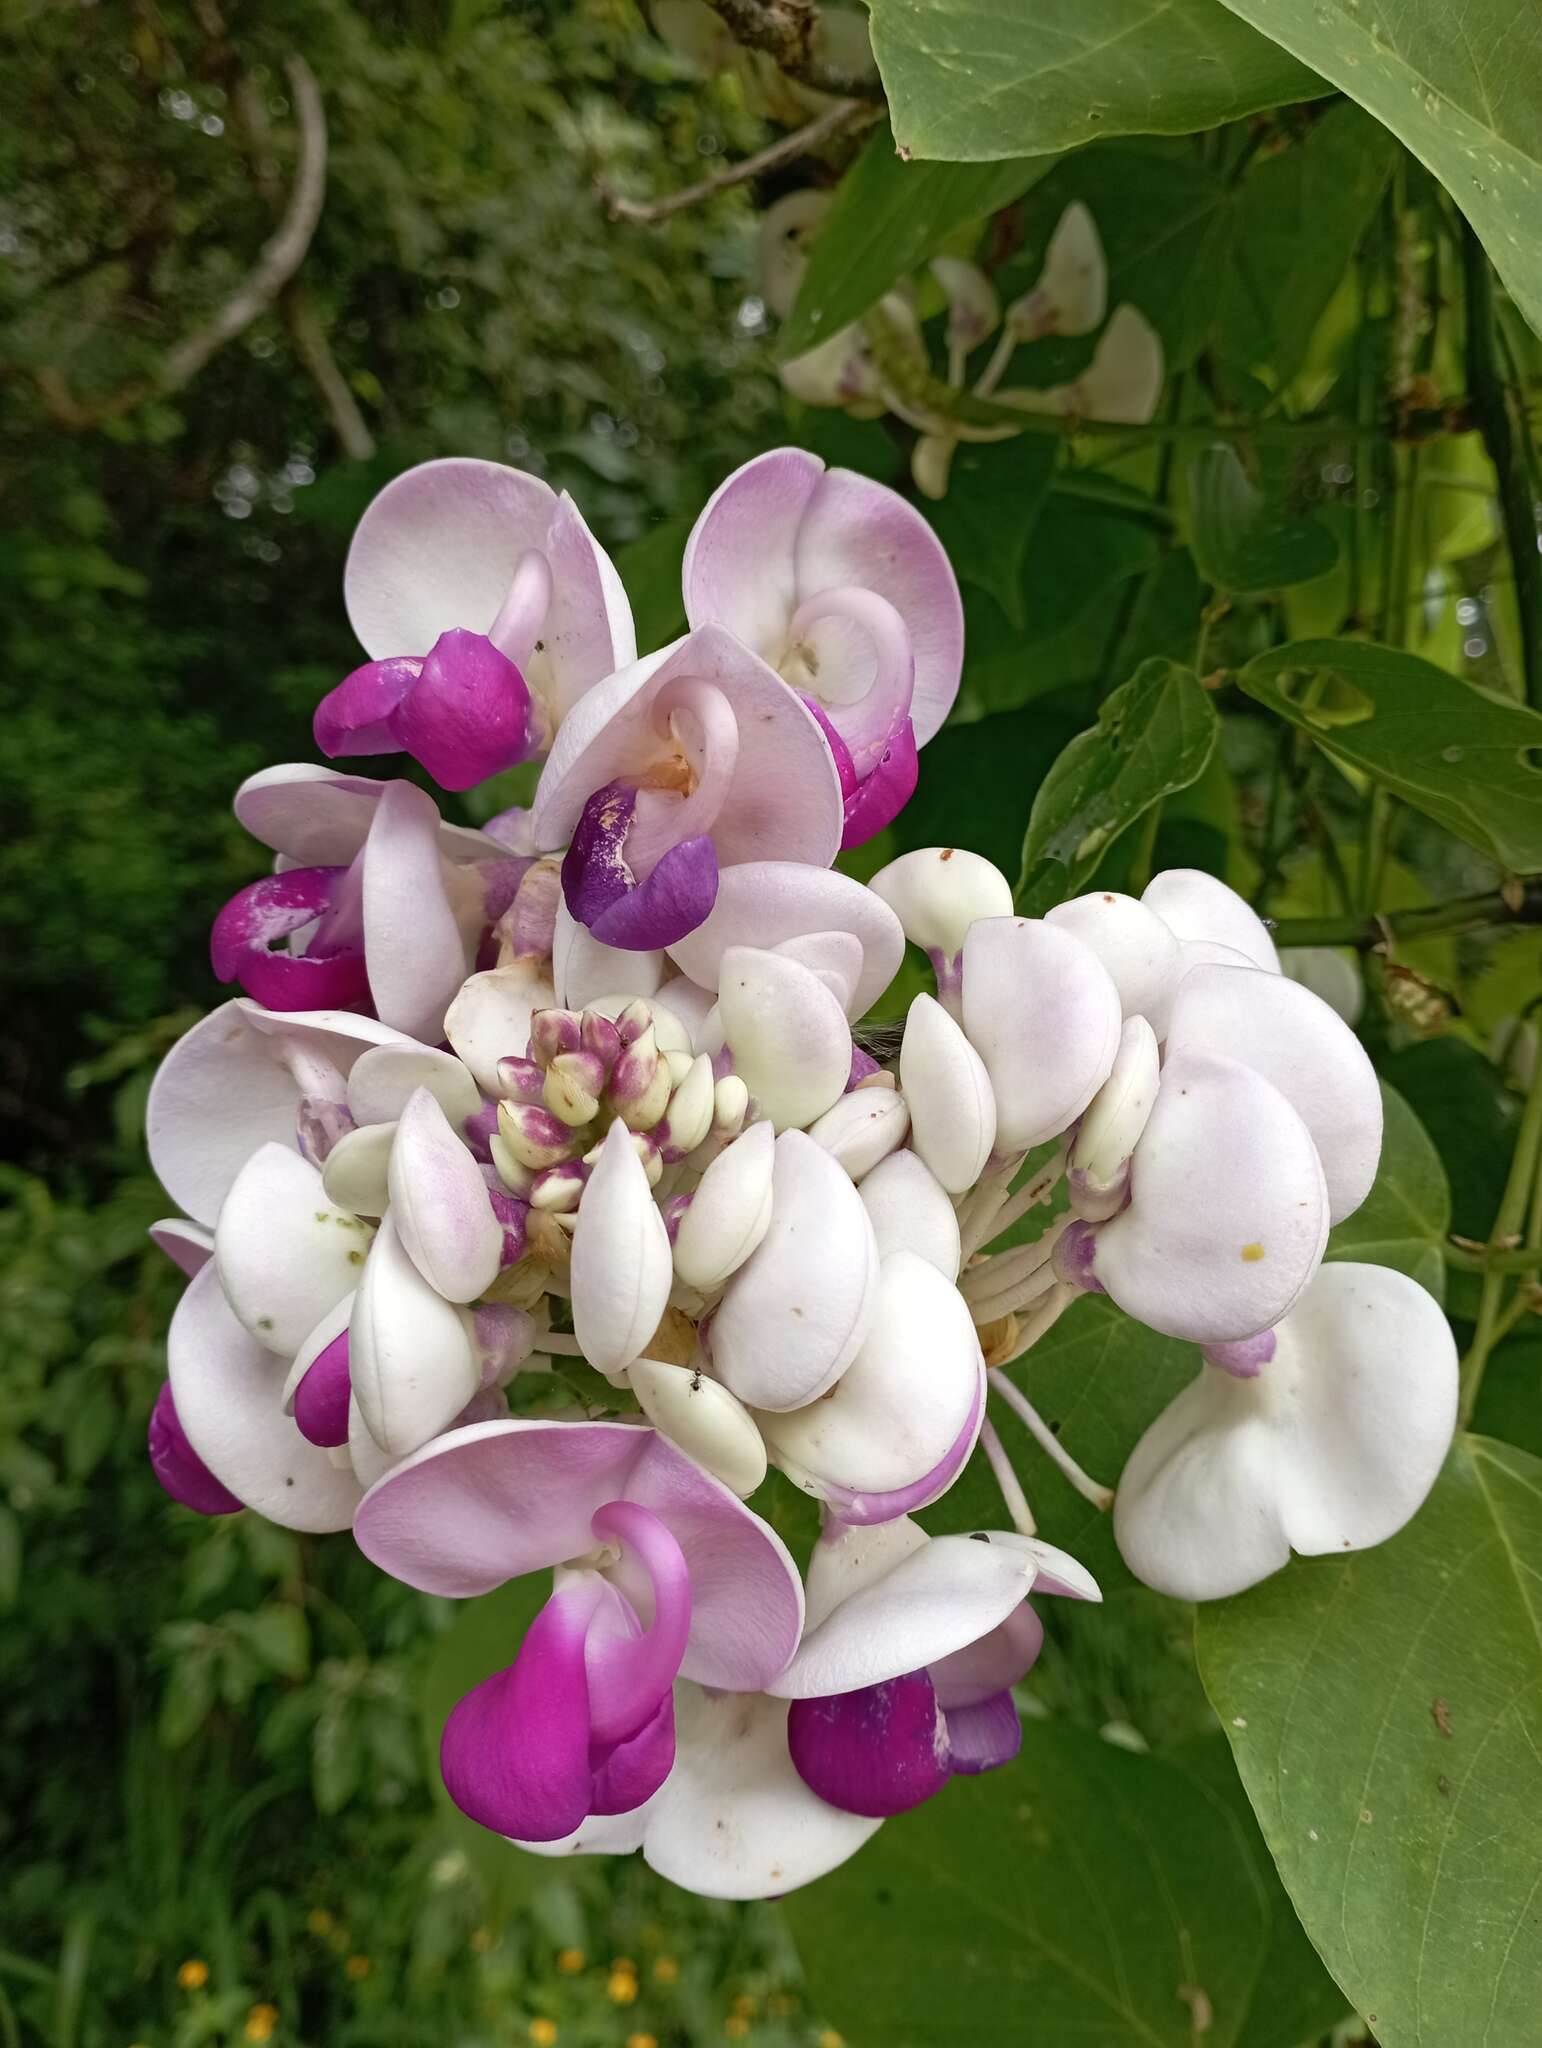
[1459,1050,1542,1424]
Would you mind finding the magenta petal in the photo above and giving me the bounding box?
[210,867,370,1011]
[148,1381,244,1516]
[562,780,639,927]
[394,630,540,791]
[802,695,859,804]
[589,837,719,951]
[315,655,422,759]
[840,718,919,850]
[292,1330,352,1448]
[585,1502,692,1746]
[788,1671,951,1818]
[589,1689,676,1816]
[940,1688,1021,1776]
[440,1579,604,1840]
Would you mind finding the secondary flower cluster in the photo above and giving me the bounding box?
[144,449,1457,1901]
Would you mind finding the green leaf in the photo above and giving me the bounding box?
[1188,446,1339,594]
[1238,639,1542,871]
[0,1504,19,1612]
[1197,1435,1542,2048]
[889,699,1090,877]
[924,437,1057,625]
[1471,1333,1542,1461]
[312,1705,363,1815]
[612,517,690,651]
[158,1653,213,1749]
[1017,658,1219,907]
[780,127,1059,358]
[1219,103,1398,384]
[869,0,1326,163]
[1326,1083,1451,1301]
[1212,0,1542,336]
[238,1604,311,1681]
[782,1723,1347,2048]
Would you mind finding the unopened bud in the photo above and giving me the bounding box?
[497,1098,581,1171]
[661,1053,716,1162]
[530,1008,583,1068]
[496,1054,547,1103]
[610,1025,672,1131]
[530,1161,587,1212]
[489,1133,536,1196]
[544,1049,606,1126]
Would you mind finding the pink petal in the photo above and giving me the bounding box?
[148,1381,244,1515]
[787,1672,952,1817]
[314,655,421,757]
[390,630,540,790]
[210,866,369,1011]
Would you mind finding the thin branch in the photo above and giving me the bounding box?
[604,96,875,224]
[703,0,886,100]
[1460,218,1542,708]
[1269,882,1542,951]
[22,56,328,430]
[282,285,376,459]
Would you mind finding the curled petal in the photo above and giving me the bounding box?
[840,717,919,849]
[586,1502,693,1745]
[859,1149,962,1282]
[563,781,720,951]
[900,993,996,1193]
[711,1130,880,1412]
[961,916,1122,1154]
[1114,1263,1458,1600]
[785,586,914,776]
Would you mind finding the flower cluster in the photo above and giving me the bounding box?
[144,448,1457,1901]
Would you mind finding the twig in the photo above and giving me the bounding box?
[703,0,886,100]
[1269,883,1542,952]
[604,96,873,224]
[1460,1049,1542,1424]
[282,286,376,459]
[1460,218,1542,708]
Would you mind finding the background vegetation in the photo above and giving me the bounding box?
[3,2,1540,2044]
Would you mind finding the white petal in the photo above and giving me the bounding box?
[961,918,1121,1153]
[1034,202,1107,336]
[711,1130,879,1411]
[769,1531,1040,1698]
[516,1803,656,1862]
[1045,891,1185,1039]
[672,1120,776,1291]
[772,929,865,1010]
[321,1120,396,1216]
[1142,868,1280,972]
[147,1001,406,1226]
[344,1040,481,1129]
[569,1120,674,1375]
[1166,963,1382,1224]
[627,1358,768,1497]
[149,1218,215,1277]
[858,1150,961,1281]
[867,846,1013,961]
[350,1214,479,1458]
[281,1293,356,1413]
[716,946,852,1133]
[1093,1047,1329,1342]
[361,781,473,1042]
[802,1515,931,1632]
[652,973,717,1051]
[1280,946,1364,1027]
[168,1263,361,1531]
[1069,1015,1159,1220]
[667,861,904,1021]
[1115,1263,1457,1600]
[233,762,500,868]
[552,899,666,1012]
[900,993,996,1193]
[389,1088,503,1302]
[642,1685,882,1900]
[805,1087,911,1182]
[347,1391,397,1491]
[214,1144,368,1357]
[757,1251,983,1496]
[444,963,556,1096]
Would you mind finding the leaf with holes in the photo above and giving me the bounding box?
[869,0,1326,162]
[1197,1435,1542,2048]
[1239,639,1542,871]
[782,1722,1347,2048]
[1017,658,1219,906]
[1189,445,1339,594]
[780,127,1060,358]
[1213,0,1542,336]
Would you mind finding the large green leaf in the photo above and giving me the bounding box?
[1219,102,1398,384]
[1197,1435,1542,2048]
[779,127,1058,358]
[924,437,1058,626]
[1325,1081,1450,1301]
[1239,639,1542,872]
[1213,0,1542,336]
[1017,658,1219,906]
[1188,445,1339,594]
[782,1723,1347,2048]
[869,0,1325,162]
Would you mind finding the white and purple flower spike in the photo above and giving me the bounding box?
[353,1417,804,1843]
[569,1120,674,1378]
[316,457,635,787]
[666,861,904,1023]
[1114,1262,1458,1600]
[681,449,963,842]
[1063,1045,1330,1343]
[533,623,843,948]
[961,917,1122,1156]
[868,847,1013,1013]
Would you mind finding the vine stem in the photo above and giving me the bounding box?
[1269,883,1542,951]
[1459,1049,1542,1425]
